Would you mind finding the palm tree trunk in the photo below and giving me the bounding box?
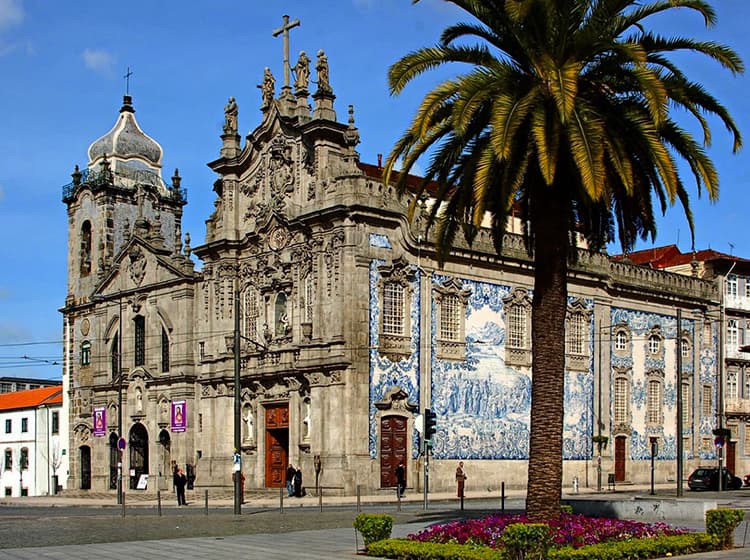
[526,182,569,521]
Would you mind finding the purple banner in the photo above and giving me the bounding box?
[171,400,187,433]
[93,407,106,437]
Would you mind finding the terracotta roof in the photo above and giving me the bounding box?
[0,386,63,411]
[612,244,750,269]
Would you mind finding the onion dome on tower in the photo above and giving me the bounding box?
[87,95,167,192]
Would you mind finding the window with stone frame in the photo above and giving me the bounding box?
[134,315,145,367]
[80,220,92,276]
[646,370,664,425]
[647,331,662,355]
[701,437,713,454]
[614,328,630,353]
[434,277,471,361]
[613,373,629,426]
[502,287,532,367]
[682,380,691,426]
[80,340,91,367]
[111,333,119,379]
[242,285,259,343]
[681,337,691,360]
[701,384,713,417]
[727,319,739,348]
[727,369,739,402]
[744,425,750,455]
[161,327,170,373]
[565,299,591,371]
[377,257,415,360]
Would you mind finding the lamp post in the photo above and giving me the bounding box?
[233,286,242,515]
[676,308,683,497]
[117,296,124,505]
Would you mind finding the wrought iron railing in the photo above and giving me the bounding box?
[62,166,187,203]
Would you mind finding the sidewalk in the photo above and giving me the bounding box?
[0,483,748,560]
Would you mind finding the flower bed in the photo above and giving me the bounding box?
[409,513,692,549]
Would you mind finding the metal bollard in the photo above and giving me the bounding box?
[356,485,361,513]
[501,482,505,511]
[396,488,402,511]
[280,486,284,514]
[121,492,126,517]
[157,490,162,517]
[318,486,323,512]
[204,489,208,515]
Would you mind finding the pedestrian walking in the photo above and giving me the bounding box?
[293,466,303,497]
[174,466,188,506]
[286,464,296,497]
[395,460,406,497]
[455,461,467,498]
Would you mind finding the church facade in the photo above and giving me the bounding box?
[61,48,725,497]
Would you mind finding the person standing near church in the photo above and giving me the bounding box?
[395,460,406,497]
[286,463,296,497]
[293,466,303,497]
[455,461,467,498]
[174,466,187,506]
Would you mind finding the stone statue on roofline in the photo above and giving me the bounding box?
[315,49,331,94]
[293,50,311,92]
[223,96,238,134]
[258,67,276,109]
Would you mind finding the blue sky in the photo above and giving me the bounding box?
[0,0,748,381]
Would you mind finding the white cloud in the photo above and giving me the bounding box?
[82,48,115,75]
[0,0,24,31]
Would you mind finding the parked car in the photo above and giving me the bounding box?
[687,467,743,490]
[744,474,750,487]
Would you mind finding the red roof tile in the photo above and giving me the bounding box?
[0,386,62,411]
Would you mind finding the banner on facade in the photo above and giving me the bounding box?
[171,400,187,432]
[93,407,106,437]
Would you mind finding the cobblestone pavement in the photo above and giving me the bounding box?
[0,484,749,559]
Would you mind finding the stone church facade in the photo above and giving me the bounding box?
[61,49,724,496]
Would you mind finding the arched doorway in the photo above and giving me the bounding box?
[129,423,149,490]
[264,404,289,488]
[108,432,119,489]
[380,415,407,488]
[79,445,91,490]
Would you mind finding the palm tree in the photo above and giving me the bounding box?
[384,0,742,521]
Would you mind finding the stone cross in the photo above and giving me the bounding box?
[272,14,300,90]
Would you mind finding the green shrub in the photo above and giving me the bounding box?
[706,508,745,549]
[354,513,393,550]
[364,533,718,560]
[560,504,573,514]
[502,523,551,560]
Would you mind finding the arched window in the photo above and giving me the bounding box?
[242,286,259,341]
[80,340,91,366]
[614,330,628,351]
[80,221,92,276]
[613,375,629,425]
[648,334,661,355]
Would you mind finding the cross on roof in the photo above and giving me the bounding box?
[124,67,133,95]
[272,14,300,90]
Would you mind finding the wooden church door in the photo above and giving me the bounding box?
[380,415,407,488]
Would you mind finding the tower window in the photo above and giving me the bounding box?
[161,327,170,372]
[81,340,91,366]
[134,315,145,367]
[80,221,92,276]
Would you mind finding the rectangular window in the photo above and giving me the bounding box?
[647,379,662,424]
[382,283,404,336]
[701,437,713,454]
[681,382,691,425]
[613,377,628,424]
[727,274,738,297]
[20,448,28,470]
[727,371,739,401]
[243,287,259,341]
[4,419,10,434]
[161,327,170,373]
[745,426,750,455]
[199,341,206,361]
[134,315,145,367]
[303,277,314,323]
[440,294,461,341]
[111,333,120,379]
[727,319,739,348]
[507,305,527,349]
[21,418,28,433]
[566,314,585,355]
[51,411,59,434]
[4,449,11,470]
[745,280,750,298]
[702,385,713,417]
